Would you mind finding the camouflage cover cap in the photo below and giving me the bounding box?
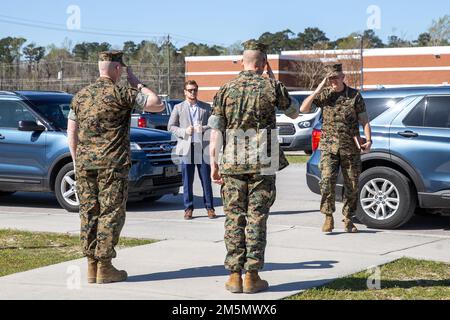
[242,40,268,54]
[324,63,343,77]
[99,50,127,67]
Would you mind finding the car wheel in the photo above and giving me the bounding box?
[55,163,79,213]
[0,191,15,196]
[145,195,163,202]
[356,166,416,229]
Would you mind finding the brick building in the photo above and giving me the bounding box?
[185,46,450,103]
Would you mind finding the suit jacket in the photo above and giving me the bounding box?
[168,100,211,156]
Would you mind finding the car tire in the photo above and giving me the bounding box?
[55,163,79,213]
[356,166,416,229]
[0,191,15,196]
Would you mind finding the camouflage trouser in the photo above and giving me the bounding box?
[319,152,361,218]
[221,174,276,272]
[76,167,129,261]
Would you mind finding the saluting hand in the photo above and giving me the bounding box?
[314,77,328,95]
[127,67,140,88]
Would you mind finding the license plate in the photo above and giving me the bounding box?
[164,166,178,177]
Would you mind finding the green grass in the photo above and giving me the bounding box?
[0,229,156,277]
[287,258,450,300]
[286,155,310,164]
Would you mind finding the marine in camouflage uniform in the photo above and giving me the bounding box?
[208,41,298,280]
[313,64,370,231]
[69,51,147,261]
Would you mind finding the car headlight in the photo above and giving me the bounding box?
[298,121,312,128]
[130,142,142,151]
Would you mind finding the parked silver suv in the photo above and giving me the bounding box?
[277,91,321,154]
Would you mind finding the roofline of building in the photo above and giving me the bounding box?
[185,54,309,62]
[282,46,450,57]
[364,83,450,89]
[185,46,450,62]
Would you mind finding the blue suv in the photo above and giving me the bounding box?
[306,86,450,229]
[0,91,182,212]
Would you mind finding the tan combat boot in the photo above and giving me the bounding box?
[96,259,128,284]
[322,215,334,232]
[243,271,269,294]
[225,271,243,293]
[343,219,358,233]
[87,257,97,284]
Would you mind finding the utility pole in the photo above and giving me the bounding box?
[167,34,171,98]
[16,55,20,89]
[59,60,64,92]
[353,34,364,90]
[0,63,3,90]
[360,35,364,91]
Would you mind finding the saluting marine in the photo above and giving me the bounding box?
[67,51,164,284]
[208,40,299,294]
[300,63,373,233]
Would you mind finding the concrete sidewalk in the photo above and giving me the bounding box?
[0,165,448,300]
[1,222,449,300]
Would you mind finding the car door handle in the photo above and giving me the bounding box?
[397,130,419,138]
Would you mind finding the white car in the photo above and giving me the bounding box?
[276,91,321,154]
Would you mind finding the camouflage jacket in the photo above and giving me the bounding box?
[314,85,366,155]
[69,77,145,170]
[208,70,297,175]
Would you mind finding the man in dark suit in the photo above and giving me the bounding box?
[168,80,216,220]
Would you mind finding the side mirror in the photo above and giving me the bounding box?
[18,120,46,132]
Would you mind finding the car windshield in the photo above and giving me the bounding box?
[27,95,73,131]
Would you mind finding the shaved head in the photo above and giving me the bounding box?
[99,61,121,74]
[242,50,267,72]
[98,61,123,83]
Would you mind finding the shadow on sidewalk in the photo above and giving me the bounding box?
[0,192,61,209]
[339,278,450,290]
[127,260,339,283]
[268,278,335,293]
[270,210,319,216]
[324,230,381,235]
[398,213,450,231]
[127,195,223,213]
